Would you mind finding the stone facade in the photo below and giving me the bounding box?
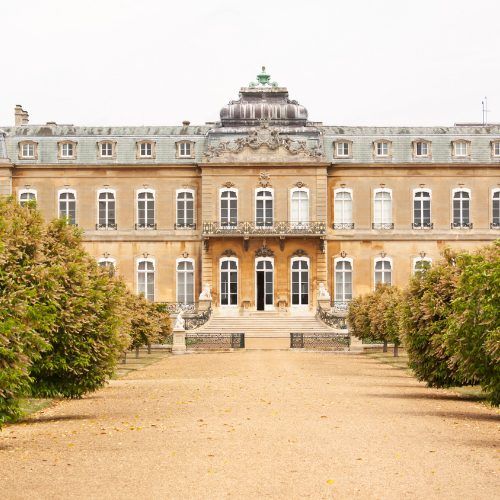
[1,68,499,313]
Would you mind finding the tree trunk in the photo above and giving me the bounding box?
[147,342,151,354]
[122,351,127,364]
[393,344,399,357]
[383,340,388,353]
[135,346,140,358]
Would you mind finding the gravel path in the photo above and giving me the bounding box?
[1,351,498,499]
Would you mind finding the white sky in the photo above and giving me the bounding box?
[1,0,499,127]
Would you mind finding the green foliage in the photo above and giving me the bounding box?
[0,198,49,425]
[29,219,130,398]
[444,242,500,405]
[399,250,467,388]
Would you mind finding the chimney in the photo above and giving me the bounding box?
[182,120,190,127]
[15,105,29,126]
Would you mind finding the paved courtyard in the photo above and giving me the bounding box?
[0,351,498,499]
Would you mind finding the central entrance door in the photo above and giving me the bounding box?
[256,258,274,310]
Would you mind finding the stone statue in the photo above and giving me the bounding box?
[174,313,185,331]
[318,283,331,300]
[199,283,212,300]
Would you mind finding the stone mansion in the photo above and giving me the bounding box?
[1,68,499,315]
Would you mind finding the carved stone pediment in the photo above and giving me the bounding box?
[221,249,236,257]
[255,245,274,258]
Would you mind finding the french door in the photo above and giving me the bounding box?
[256,259,273,310]
[220,258,238,306]
[291,258,309,306]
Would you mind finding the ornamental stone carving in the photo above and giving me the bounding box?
[292,249,307,257]
[255,245,274,258]
[258,171,271,187]
[222,181,235,188]
[221,249,236,257]
[294,181,306,188]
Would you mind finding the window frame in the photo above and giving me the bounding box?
[412,188,432,229]
[57,188,77,225]
[413,256,432,274]
[175,188,196,229]
[136,188,156,230]
[176,257,195,304]
[290,255,310,307]
[96,188,117,229]
[98,257,117,276]
[491,140,500,158]
[374,256,393,288]
[136,140,156,159]
[136,257,155,302]
[452,140,471,159]
[373,188,393,228]
[333,140,352,159]
[333,257,353,304]
[451,187,472,228]
[255,187,274,227]
[219,187,238,227]
[219,255,239,307]
[97,140,116,159]
[333,188,353,228]
[176,141,195,159]
[491,188,500,228]
[373,140,392,158]
[412,139,432,159]
[58,140,77,159]
[290,186,310,224]
[18,188,37,206]
[18,140,38,160]
[255,256,274,310]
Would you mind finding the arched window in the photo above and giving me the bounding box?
[334,258,353,304]
[98,257,116,277]
[255,188,273,227]
[374,258,392,287]
[373,189,393,229]
[18,188,37,206]
[220,257,238,306]
[137,259,155,302]
[177,259,194,304]
[58,189,77,225]
[220,189,238,227]
[176,189,195,229]
[255,258,274,310]
[334,189,353,229]
[412,189,432,229]
[452,189,472,228]
[137,189,155,229]
[290,188,309,224]
[97,189,116,229]
[491,189,500,229]
[413,257,432,275]
[291,257,309,306]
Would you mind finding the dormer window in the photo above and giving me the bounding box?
[491,140,500,158]
[137,141,155,159]
[99,141,116,158]
[18,141,37,159]
[452,140,470,158]
[177,141,194,158]
[373,140,391,158]
[334,141,352,158]
[413,140,431,158]
[58,141,77,159]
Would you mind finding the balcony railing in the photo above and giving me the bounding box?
[451,222,473,229]
[202,221,326,236]
[332,223,355,230]
[155,302,196,315]
[95,222,117,230]
[175,222,197,230]
[490,222,500,229]
[412,221,434,229]
[372,223,394,230]
[135,222,157,230]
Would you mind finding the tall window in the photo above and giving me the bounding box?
[452,189,471,228]
[98,257,116,277]
[256,189,273,226]
[334,259,352,304]
[413,189,432,229]
[290,189,309,224]
[18,189,37,206]
[373,189,393,229]
[413,257,432,275]
[374,258,392,287]
[220,189,237,226]
[492,190,500,229]
[220,257,238,306]
[177,259,194,304]
[137,190,155,229]
[334,189,353,229]
[291,257,309,306]
[58,189,76,225]
[176,190,195,228]
[137,259,155,302]
[97,190,116,229]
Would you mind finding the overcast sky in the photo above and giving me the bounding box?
[2,0,499,127]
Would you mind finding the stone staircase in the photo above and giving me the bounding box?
[191,312,347,349]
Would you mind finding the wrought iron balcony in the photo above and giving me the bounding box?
[451,222,473,229]
[135,222,157,230]
[332,300,351,311]
[332,223,355,230]
[155,302,197,315]
[202,221,326,237]
[490,222,500,229]
[175,222,197,230]
[412,221,434,229]
[95,222,117,230]
[372,223,394,230]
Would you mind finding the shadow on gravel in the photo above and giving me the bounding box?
[403,410,499,423]
[367,391,486,402]
[20,414,93,424]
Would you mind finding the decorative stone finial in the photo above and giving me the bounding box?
[250,66,278,87]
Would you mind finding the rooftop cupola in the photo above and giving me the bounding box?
[220,67,308,127]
